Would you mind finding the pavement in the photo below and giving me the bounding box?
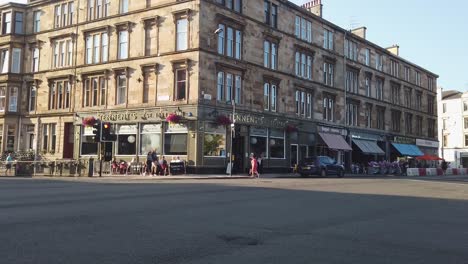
[22,172,468,181]
[1,175,468,263]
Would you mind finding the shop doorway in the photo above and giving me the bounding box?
[63,123,74,159]
[292,145,309,167]
[232,135,245,173]
[291,144,298,168]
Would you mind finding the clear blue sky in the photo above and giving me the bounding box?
[292,0,468,91]
[1,0,466,91]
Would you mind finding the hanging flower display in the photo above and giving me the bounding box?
[82,116,97,127]
[285,124,298,133]
[215,115,232,126]
[166,113,182,124]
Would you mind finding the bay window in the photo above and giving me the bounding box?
[14,12,23,34]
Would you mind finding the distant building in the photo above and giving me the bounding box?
[438,88,468,167]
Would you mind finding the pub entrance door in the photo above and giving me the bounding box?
[232,133,245,174]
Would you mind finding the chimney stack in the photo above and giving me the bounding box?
[302,0,323,18]
[386,45,400,56]
[351,27,367,39]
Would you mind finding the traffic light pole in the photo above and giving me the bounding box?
[99,142,103,177]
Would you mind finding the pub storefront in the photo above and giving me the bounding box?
[76,108,301,174]
[199,109,304,174]
[77,107,197,170]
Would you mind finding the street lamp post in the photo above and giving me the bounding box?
[229,101,236,177]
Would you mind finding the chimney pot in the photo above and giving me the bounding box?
[301,0,323,17]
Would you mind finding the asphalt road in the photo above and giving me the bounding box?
[1,176,468,264]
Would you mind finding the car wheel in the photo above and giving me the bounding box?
[320,169,327,177]
[338,169,344,178]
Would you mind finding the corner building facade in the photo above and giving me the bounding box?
[0,0,438,173]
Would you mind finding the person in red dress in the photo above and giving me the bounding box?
[251,155,260,178]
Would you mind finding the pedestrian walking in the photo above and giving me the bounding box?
[5,153,13,176]
[145,151,153,176]
[250,155,260,178]
[151,149,159,175]
[258,153,264,174]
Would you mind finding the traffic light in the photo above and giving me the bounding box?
[101,122,117,142]
[92,121,101,143]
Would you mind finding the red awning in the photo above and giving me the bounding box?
[319,132,352,151]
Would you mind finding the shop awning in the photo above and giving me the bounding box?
[319,132,352,151]
[391,143,424,157]
[416,154,443,161]
[352,139,385,155]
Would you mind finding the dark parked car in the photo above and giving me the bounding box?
[297,156,345,178]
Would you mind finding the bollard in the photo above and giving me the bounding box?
[88,158,94,177]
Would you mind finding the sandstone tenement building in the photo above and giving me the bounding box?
[0,0,438,173]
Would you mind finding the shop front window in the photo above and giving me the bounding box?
[164,123,188,155]
[81,126,98,155]
[269,129,285,159]
[250,127,267,157]
[140,124,162,155]
[116,124,137,155]
[204,123,226,157]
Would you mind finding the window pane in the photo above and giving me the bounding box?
[118,31,128,59]
[140,133,161,155]
[176,69,186,100]
[227,27,233,57]
[269,138,284,158]
[250,136,266,157]
[164,134,187,155]
[117,134,136,155]
[217,24,225,54]
[263,83,269,110]
[217,71,224,101]
[102,33,108,62]
[176,19,188,51]
[11,48,21,73]
[204,133,226,157]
